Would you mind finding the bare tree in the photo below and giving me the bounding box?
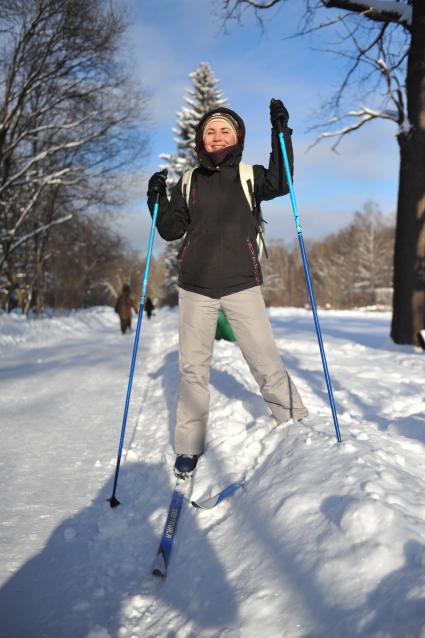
[216,0,424,345]
[0,0,149,312]
[261,240,306,306]
[45,213,124,309]
[308,202,394,308]
[350,202,394,303]
[310,230,357,307]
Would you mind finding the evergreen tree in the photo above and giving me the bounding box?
[161,62,227,186]
[160,63,227,304]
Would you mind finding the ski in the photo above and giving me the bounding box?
[152,474,193,578]
[191,480,245,510]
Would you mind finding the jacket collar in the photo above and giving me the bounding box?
[198,144,243,171]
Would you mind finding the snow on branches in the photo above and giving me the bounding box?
[160,62,227,187]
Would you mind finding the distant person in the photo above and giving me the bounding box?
[114,284,138,334]
[147,100,308,478]
[144,296,155,320]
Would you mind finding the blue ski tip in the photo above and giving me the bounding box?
[191,481,245,509]
[152,477,192,577]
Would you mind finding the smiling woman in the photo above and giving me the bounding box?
[202,113,239,152]
[147,100,310,477]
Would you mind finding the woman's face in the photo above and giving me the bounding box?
[203,120,236,152]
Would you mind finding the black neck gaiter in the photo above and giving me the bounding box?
[205,144,241,167]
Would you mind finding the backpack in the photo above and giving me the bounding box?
[181,163,268,259]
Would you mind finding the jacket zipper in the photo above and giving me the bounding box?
[246,238,260,285]
[178,239,191,284]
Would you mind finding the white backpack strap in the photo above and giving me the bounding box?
[181,168,195,207]
[238,162,254,210]
[239,162,266,260]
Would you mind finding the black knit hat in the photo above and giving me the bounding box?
[195,107,245,155]
[202,112,239,144]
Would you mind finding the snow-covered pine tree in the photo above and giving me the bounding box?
[160,62,226,305]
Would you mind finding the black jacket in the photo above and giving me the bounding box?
[148,107,294,299]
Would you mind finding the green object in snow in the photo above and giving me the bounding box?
[215,311,236,342]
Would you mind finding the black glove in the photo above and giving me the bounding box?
[270,98,289,130]
[148,169,168,197]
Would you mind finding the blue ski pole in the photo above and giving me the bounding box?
[275,112,342,443]
[108,173,166,507]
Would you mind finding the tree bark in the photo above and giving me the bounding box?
[323,0,412,29]
[34,241,46,316]
[391,0,425,345]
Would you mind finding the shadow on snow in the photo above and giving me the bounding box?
[0,462,237,638]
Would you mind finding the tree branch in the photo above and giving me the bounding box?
[307,104,399,151]
[0,214,73,268]
[321,1,412,30]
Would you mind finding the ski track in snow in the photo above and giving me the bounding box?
[1,306,425,638]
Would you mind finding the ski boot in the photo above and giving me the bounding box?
[174,454,198,479]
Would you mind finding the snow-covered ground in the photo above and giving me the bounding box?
[1,305,424,638]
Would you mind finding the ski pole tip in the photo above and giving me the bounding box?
[107,495,121,508]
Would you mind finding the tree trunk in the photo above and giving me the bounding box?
[35,249,45,316]
[391,1,425,345]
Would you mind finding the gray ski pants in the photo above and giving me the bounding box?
[175,286,309,455]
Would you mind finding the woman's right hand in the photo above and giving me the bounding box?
[148,169,168,196]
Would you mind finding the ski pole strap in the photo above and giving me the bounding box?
[278,131,302,235]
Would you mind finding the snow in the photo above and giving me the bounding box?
[1,305,425,637]
[357,1,412,26]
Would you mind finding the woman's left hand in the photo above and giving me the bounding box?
[270,99,289,130]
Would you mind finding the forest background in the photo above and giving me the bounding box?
[1,1,422,342]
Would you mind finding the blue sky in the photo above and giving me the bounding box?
[115,0,400,253]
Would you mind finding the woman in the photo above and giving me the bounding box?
[147,99,308,477]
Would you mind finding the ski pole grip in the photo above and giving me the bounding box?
[270,98,285,133]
